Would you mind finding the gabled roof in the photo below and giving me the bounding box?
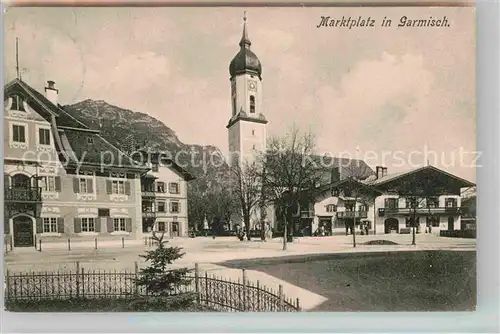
[4,78,90,130]
[60,129,146,171]
[364,165,475,196]
[315,177,383,199]
[4,79,148,172]
[131,150,196,181]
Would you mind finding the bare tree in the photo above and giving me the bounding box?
[329,161,380,248]
[229,160,263,241]
[205,183,240,235]
[261,127,322,251]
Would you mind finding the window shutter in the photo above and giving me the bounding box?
[74,218,81,233]
[178,202,181,213]
[36,218,43,233]
[107,217,114,232]
[106,180,112,194]
[125,218,132,232]
[95,218,101,232]
[4,173,10,188]
[87,179,94,193]
[55,176,62,192]
[5,220,10,234]
[73,178,80,193]
[57,218,65,233]
[125,181,131,195]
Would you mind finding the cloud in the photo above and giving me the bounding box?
[3,7,476,181]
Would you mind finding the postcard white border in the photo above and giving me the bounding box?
[0,2,498,333]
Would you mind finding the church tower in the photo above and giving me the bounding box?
[227,13,268,167]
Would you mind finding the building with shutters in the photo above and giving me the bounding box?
[3,78,153,248]
[130,151,195,238]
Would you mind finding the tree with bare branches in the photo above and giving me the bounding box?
[229,160,263,241]
[337,163,379,247]
[260,127,322,251]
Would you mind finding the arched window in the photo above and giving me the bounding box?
[249,96,255,114]
[11,95,25,111]
[232,97,237,116]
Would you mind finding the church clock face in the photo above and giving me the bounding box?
[248,80,257,92]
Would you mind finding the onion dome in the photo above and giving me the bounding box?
[229,13,262,78]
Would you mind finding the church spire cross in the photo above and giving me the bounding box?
[239,11,251,49]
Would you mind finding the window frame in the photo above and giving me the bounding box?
[326,204,337,213]
[445,198,457,208]
[12,123,26,143]
[111,179,125,195]
[249,95,256,113]
[113,218,126,232]
[169,182,180,194]
[11,95,26,111]
[81,217,96,232]
[156,182,165,193]
[43,217,58,233]
[157,221,166,232]
[157,201,166,213]
[40,176,56,192]
[38,127,51,146]
[170,201,180,213]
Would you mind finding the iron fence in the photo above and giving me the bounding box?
[5,263,300,312]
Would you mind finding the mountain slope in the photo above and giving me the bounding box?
[63,99,229,182]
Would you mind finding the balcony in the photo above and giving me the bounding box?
[141,190,156,198]
[4,187,42,202]
[337,211,368,219]
[378,206,461,216]
[300,210,314,218]
[142,211,156,218]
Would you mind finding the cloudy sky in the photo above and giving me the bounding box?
[4,6,476,181]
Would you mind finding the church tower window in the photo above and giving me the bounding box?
[249,95,255,114]
[233,97,237,116]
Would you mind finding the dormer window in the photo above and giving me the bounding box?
[11,95,25,111]
[249,95,255,113]
[87,137,94,145]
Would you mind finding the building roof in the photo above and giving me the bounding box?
[364,165,475,195]
[4,79,148,172]
[5,78,90,130]
[60,129,143,170]
[130,150,196,181]
[229,16,262,78]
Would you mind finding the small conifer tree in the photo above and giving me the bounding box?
[133,231,194,310]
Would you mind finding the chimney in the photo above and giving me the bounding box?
[44,80,59,105]
[376,166,383,179]
[382,167,388,177]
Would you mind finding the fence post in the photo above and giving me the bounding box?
[122,237,125,248]
[75,261,80,298]
[134,261,139,296]
[242,269,248,311]
[256,280,261,310]
[194,263,200,304]
[81,267,85,298]
[5,269,10,300]
[204,272,209,305]
[296,297,300,311]
[94,238,97,250]
[278,284,284,312]
[39,239,42,252]
[68,238,71,251]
